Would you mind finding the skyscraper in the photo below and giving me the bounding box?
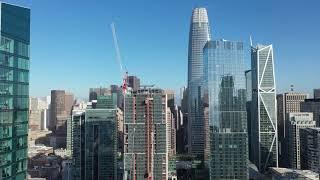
[70,110,85,180]
[71,95,118,180]
[0,3,30,179]
[301,98,320,126]
[245,70,254,161]
[50,90,74,148]
[204,40,248,179]
[300,127,320,174]
[84,107,117,179]
[251,44,278,172]
[287,112,315,169]
[127,75,140,91]
[313,89,320,99]
[276,92,308,167]
[124,88,168,180]
[187,7,211,158]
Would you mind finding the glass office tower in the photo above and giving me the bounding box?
[84,108,117,180]
[204,40,248,179]
[251,44,278,172]
[0,3,30,180]
[187,7,211,158]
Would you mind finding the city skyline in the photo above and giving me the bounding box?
[2,1,320,179]
[2,0,320,98]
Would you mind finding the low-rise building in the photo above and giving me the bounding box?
[270,167,319,180]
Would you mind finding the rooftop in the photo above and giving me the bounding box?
[270,167,319,179]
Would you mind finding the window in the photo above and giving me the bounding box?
[0,83,13,95]
[17,58,29,70]
[0,97,13,110]
[0,111,12,124]
[0,68,13,81]
[0,54,14,67]
[0,126,12,138]
[0,36,14,53]
[15,124,27,136]
[17,41,29,57]
[0,166,12,178]
[17,71,29,83]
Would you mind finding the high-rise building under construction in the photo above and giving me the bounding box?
[124,88,169,180]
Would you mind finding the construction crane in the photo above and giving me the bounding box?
[111,22,128,95]
[111,22,136,180]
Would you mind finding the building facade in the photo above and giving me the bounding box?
[0,3,30,179]
[276,93,308,167]
[127,76,140,91]
[124,89,168,180]
[89,87,110,101]
[50,90,74,148]
[84,108,117,179]
[287,112,315,169]
[270,168,319,180]
[204,40,248,179]
[69,110,85,180]
[251,44,278,172]
[187,7,211,158]
[301,99,320,127]
[313,89,320,99]
[300,127,320,174]
[245,70,253,162]
[71,95,118,180]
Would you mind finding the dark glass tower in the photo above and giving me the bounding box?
[71,95,118,180]
[187,7,211,157]
[0,3,30,179]
[204,40,248,179]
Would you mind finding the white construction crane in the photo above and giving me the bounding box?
[111,22,128,95]
[111,22,136,180]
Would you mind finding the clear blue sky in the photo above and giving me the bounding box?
[4,0,320,99]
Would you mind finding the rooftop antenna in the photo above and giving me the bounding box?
[250,35,253,47]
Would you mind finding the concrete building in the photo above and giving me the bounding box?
[287,113,315,169]
[270,168,319,180]
[127,75,140,91]
[301,99,320,126]
[0,2,30,179]
[187,7,211,159]
[167,107,176,158]
[277,93,308,166]
[111,84,124,108]
[49,90,74,148]
[27,154,63,179]
[251,44,278,172]
[29,97,50,131]
[164,90,177,158]
[124,88,168,180]
[300,127,320,174]
[204,40,248,179]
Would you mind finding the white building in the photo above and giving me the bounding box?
[287,112,315,169]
